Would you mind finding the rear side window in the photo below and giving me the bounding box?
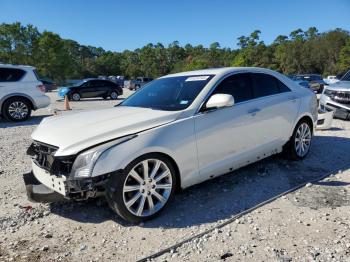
[33,69,40,80]
[251,73,281,98]
[0,68,26,82]
[213,73,253,103]
[278,80,291,92]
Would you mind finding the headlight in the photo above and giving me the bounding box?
[70,135,137,178]
[323,89,333,97]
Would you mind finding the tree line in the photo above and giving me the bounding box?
[0,22,349,84]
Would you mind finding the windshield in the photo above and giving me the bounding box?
[121,75,214,111]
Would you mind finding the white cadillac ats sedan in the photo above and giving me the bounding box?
[24,67,318,222]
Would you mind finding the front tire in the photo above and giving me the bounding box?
[71,93,81,101]
[105,154,177,223]
[3,97,32,122]
[284,119,312,160]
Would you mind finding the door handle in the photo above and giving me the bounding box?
[288,96,298,102]
[248,108,261,115]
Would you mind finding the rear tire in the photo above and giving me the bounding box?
[2,97,32,122]
[105,154,177,223]
[284,119,312,160]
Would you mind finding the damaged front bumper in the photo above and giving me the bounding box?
[23,172,66,203]
[23,161,111,203]
[316,110,334,130]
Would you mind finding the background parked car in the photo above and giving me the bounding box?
[320,69,350,120]
[41,79,58,92]
[323,75,339,85]
[129,77,153,90]
[0,64,50,121]
[295,74,327,93]
[109,75,125,88]
[294,79,310,88]
[58,78,123,101]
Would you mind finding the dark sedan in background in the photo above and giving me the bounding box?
[295,74,327,93]
[41,79,58,92]
[58,78,123,101]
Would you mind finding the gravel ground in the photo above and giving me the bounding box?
[0,91,350,261]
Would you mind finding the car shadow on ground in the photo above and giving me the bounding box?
[49,135,350,228]
[0,115,51,128]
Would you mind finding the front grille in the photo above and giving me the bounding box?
[27,141,58,171]
[325,90,350,104]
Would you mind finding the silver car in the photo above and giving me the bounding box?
[24,67,317,222]
[320,70,350,120]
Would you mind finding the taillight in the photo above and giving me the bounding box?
[37,84,46,93]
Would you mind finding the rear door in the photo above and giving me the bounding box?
[0,68,27,97]
[96,80,110,97]
[249,72,300,148]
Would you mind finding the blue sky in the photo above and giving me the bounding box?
[2,0,350,51]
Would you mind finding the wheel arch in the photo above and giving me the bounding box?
[94,147,183,192]
[1,94,35,113]
[293,113,315,135]
[123,151,182,192]
[147,152,182,192]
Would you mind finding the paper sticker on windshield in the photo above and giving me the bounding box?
[185,76,210,82]
[180,100,189,105]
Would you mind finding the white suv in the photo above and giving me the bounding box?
[0,64,50,122]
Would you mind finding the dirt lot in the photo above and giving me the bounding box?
[1,91,350,262]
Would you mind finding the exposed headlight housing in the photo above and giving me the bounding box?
[323,89,334,97]
[70,135,137,178]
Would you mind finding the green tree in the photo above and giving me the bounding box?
[338,39,350,73]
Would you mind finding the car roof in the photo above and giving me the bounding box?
[0,63,36,70]
[79,78,115,83]
[162,67,283,78]
[297,74,321,77]
[82,78,103,81]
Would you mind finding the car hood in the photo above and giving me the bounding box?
[58,86,72,97]
[31,106,182,156]
[326,81,350,91]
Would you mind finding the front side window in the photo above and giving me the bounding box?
[121,75,214,111]
[81,82,91,88]
[0,68,25,82]
[212,73,253,103]
[251,73,281,98]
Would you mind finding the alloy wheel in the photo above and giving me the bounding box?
[294,123,311,157]
[72,93,80,101]
[110,92,118,99]
[8,101,29,120]
[122,159,173,217]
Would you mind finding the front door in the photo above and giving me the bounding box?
[194,73,260,182]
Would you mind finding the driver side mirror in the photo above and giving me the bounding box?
[205,94,235,110]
